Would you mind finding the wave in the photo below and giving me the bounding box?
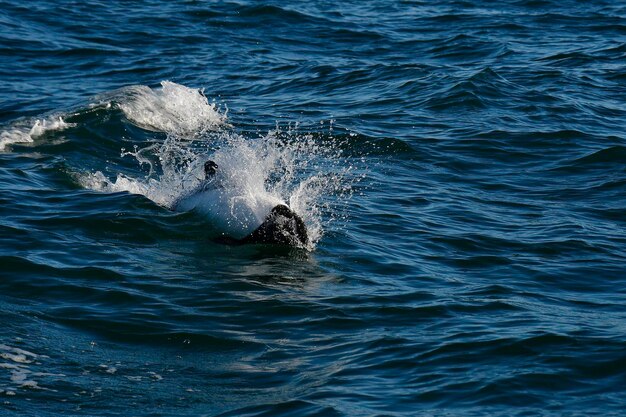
[570,145,626,165]
[114,81,228,136]
[0,116,74,151]
[422,67,526,111]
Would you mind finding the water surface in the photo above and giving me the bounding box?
[1,1,626,416]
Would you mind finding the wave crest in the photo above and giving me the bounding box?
[0,116,74,151]
[117,81,228,136]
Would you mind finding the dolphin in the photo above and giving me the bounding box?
[175,160,308,247]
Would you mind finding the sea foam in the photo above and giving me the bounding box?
[0,116,74,151]
[117,81,228,137]
[0,344,60,392]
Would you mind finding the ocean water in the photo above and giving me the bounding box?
[1,0,626,415]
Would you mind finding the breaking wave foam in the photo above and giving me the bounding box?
[117,81,228,136]
[0,116,74,151]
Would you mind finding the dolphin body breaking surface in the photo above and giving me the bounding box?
[173,161,309,247]
[215,204,309,246]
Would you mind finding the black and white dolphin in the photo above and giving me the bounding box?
[174,160,308,247]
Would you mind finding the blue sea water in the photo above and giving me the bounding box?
[1,0,626,415]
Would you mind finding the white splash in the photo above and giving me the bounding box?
[172,134,290,238]
[80,128,352,248]
[118,81,228,136]
[77,82,356,249]
[0,116,74,151]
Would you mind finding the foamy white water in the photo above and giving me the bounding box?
[117,81,228,136]
[0,116,74,151]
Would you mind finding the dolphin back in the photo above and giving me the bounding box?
[215,205,308,247]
